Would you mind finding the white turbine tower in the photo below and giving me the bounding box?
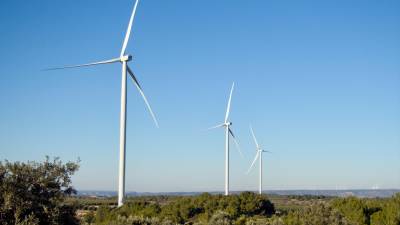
[208,82,242,196]
[247,125,270,194]
[45,0,158,207]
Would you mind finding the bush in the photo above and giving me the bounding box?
[88,192,275,224]
[332,197,382,225]
[209,210,233,225]
[284,202,350,225]
[0,157,80,225]
[370,193,400,225]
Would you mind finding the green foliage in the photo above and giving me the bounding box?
[332,197,382,225]
[0,157,80,225]
[88,192,275,224]
[160,196,202,223]
[118,201,162,218]
[208,210,232,225]
[94,205,114,223]
[75,192,400,225]
[370,193,400,225]
[99,215,169,225]
[284,202,350,225]
[238,191,275,217]
[244,216,280,225]
[82,211,95,224]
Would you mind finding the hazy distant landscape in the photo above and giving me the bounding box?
[78,189,400,198]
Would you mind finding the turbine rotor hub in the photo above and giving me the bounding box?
[120,55,132,62]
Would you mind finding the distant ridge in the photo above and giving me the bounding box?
[77,189,400,198]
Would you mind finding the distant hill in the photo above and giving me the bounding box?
[265,189,400,198]
[77,189,399,198]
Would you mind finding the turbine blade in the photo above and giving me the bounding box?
[263,150,272,153]
[224,82,235,123]
[249,124,260,149]
[229,128,243,157]
[246,151,259,174]
[43,58,120,71]
[126,65,159,128]
[120,0,140,57]
[207,123,225,130]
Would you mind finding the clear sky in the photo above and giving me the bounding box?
[0,0,399,192]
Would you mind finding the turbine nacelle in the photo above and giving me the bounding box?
[224,122,232,127]
[247,125,271,175]
[257,147,270,152]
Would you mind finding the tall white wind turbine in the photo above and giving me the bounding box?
[208,82,242,196]
[247,125,270,194]
[45,0,158,207]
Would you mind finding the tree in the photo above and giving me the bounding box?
[0,157,80,225]
[332,197,381,225]
[238,192,275,217]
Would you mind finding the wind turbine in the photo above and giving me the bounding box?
[45,0,158,207]
[247,125,270,194]
[208,82,242,196]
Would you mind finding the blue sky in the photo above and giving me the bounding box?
[0,0,399,192]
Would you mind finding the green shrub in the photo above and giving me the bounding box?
[0,157,79,225]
